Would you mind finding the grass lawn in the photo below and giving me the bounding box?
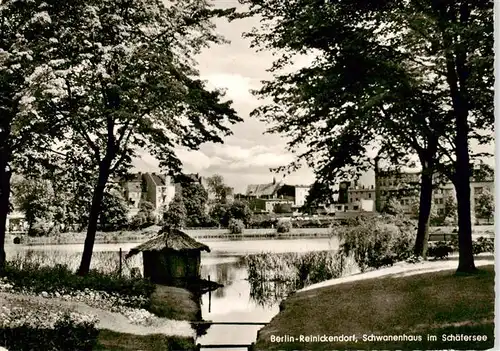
[94,330,194,350]
[149,285,201,321]
[256,265,494,350]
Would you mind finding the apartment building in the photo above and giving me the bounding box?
[122,173,143,218]
[294,185,311,208]
[375,169,494,218]
[143,173,176,221]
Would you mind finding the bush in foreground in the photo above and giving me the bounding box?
[0,306,99,351]
[2,261,154,308]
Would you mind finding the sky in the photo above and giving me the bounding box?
[133,1,324,193]
[132,0,494,194]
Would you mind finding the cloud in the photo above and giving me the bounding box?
[202,73,258,101]
[175,144,294,173]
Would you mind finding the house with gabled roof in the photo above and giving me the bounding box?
[246,177,283,199]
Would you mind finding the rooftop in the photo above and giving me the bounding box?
[246,182,282,197]
[126,227,210,258]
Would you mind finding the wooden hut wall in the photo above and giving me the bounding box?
[142,250,202,284]
[167,250,201,279]
[142,251,169,284]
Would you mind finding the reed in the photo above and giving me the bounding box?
[8,249,143,278]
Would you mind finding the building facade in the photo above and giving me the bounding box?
[143,173,176,221]
[294,185,310,208]
[122,173,143,218]
[375,169,494,219]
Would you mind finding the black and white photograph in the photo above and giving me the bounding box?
[0,0,495,350]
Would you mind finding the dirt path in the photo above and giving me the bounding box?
[0,292,194,337]
[299,254,495,292]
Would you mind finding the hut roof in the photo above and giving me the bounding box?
[126,227,210,258]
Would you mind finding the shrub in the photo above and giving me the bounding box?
[473,236,494,255]
[338,215,416,272]
[28,222,51,237]
[274,203,293,214]
[130,212,147,230]
[276,220,292,233]
[0,305,99,351]
[427,236,493,259]
[248,214,277,229]
[228,218,244,234]
[427,241,454,260]
[2,261,154,308]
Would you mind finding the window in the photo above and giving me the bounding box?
[356,198,359,202]
[353,205,359,210]
[368,193,372,198]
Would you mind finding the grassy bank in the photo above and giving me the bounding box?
[149,285,201,321]
[256,265,494,350]
[95,330,195,351]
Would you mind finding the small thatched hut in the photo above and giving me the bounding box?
[126,227,210,285]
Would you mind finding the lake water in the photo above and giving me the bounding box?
[6,237,340,349]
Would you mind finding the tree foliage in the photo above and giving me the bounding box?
[227,200,253,225]
[0,0,73,270]
[208,200,252,227]
[442,194,458,226]
[382,198,405,217]
[302,182,334,214]
[475,189,494,223]
[236,0,493,272]
[98,190,129,231]
[11,178,52,232]
[209,203,230,227]
[163,191,186,229]
[182,182,209,227]
[205,174,232,204]
[22,0,241,274]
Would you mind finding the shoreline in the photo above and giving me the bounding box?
[7,225,494,246]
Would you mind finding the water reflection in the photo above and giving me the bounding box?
[197,255,282,347]
[248,279,297,308]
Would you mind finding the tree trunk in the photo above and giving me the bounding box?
[413,164,433,259]
[454,123,476,273]
[0,152,11,274]
[374,156,382,212]
[451,67,476,273]
[77,160,111,275]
